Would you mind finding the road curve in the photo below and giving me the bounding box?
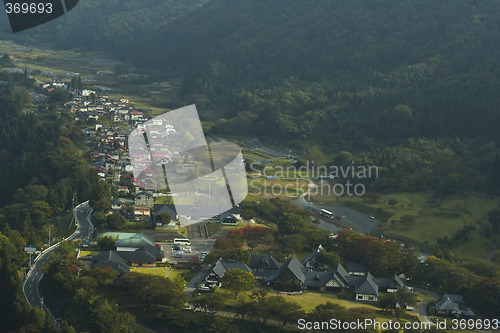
[22,201,93,327]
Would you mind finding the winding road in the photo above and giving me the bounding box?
[22,201,94,328]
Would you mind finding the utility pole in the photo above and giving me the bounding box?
[69,191,77,230]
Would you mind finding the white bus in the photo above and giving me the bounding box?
[320,209,334,218]
[173,238,191,246]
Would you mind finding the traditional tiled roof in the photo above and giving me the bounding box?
[436,296,460,312]
[116,247,158,264]
[302,244,324,267]
[249,254,282,270]
[115,233,155,248]
[205,258,253,279]
[373,275,405,289]
[265,255,305,284]
[93,250,130,274]
[353,273,379,296]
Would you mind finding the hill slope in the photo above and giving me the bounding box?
[131,0,500,142]
[0,0,208,51]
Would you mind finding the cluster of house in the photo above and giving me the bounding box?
[40,80,68,92]
[110,190,243,227]
[66,93,149,125]
[86,233,165,274]
[200,245,407,303]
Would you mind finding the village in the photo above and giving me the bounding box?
[34,75,478,326]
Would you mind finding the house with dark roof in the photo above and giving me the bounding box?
[116,248,158,267]
[349,273,380,302]
[135,191,154,207]
[373,275,405,293]
[302,244,325,270]
[152,204,178,227]
[435,294,474,317]
[264,246,408,302]
[218,206,243,225]
[346,262,369,276]
[115,233,155,250]
[265,255,306,291]
[248,254,281,279]
[303,263,351,292]
[202,258,254,288]
[111,199,124,211]
[93,250,130,274]
[114,233,163,264]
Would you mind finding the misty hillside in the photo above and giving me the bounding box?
[0,0,208,50]
[127,0,500,143]
[136,0,500,81]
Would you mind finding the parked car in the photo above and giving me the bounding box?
[172,244,181,251]
[183,246,192,253]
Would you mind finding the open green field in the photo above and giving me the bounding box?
[214,289,417,322]
[2,40,181,115]
[308,191,499,259]
[130,267,189,279]
[79,250,100,257]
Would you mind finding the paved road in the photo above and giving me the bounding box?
[22,201,94,327]
[292,181,381,235]
[413,286,441,327]
[418,302,434,327]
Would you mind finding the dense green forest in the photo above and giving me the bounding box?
[6,0,500,193]
[131,0,500,194]
[0,63,109,332]
[0,0,208,51]
[129,0,500,138]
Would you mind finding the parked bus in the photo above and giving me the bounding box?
[320,209,334,218]
[173,238,191,246]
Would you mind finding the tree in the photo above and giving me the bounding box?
[198,293,226,315]
[156,212,171,225]
[378,293,397,311]
[97,235,117,250]
[91,299,135,332]
[49,88,71,104]
[278,213,304,235]
[222,269,255,299]
[106,213,126,229]
[395,287,417,309]
[0,53,15,67]
[388,198,398,207]
[315,251,341,268]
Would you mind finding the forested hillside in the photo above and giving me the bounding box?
[130,0,500,142]
[0,0,208,51]
[0,66,109,331]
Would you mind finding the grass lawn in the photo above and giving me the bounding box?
[79,250,100,257]
[306,190,499,260]
[130,267,189,280]
[278,292,380,312]
[206,222,222,236]
[214,288,417,322]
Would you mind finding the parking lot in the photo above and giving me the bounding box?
[160,239,215,263]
